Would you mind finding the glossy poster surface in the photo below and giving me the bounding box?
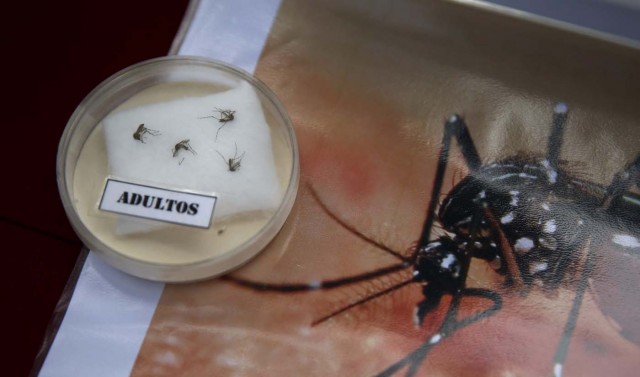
[132,1,640,376]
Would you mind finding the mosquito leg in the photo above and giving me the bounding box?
[458,207,485,289]
[544,242,580,292]
[549,240,593,377]
[215,123,226,141]
[216,150,227,164]
[223,261,411,292]
[375,288,502,377]
[602,153,640,209]
[413,285,443,327]
[145,128,161,136]
[376,294,463,377]
[546,103,568,170]
[404,289,502,377]
[482,207,525,289]
[312,278,414,326]
[418,115,482,248]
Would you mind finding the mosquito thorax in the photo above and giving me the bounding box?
[439,159,559,231]
[438,158,571,247]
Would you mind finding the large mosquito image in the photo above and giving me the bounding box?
[227,103,640,376]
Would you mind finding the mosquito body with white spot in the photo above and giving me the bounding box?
[226,103,640,377]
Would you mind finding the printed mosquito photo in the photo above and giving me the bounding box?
[129,3,640,377]
[225,103,640,377]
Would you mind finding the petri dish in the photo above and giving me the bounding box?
[57,56,299,282]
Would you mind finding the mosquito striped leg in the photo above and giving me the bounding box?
[375,288,502,377]
[418,115,481,248]
[550,240,594,377]
[223,262,410,292]
[375,294,466,377]
[547,103,568,170]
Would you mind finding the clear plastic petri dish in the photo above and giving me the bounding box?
[57,56,299,282]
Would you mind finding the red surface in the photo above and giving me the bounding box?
[3,1,190,375]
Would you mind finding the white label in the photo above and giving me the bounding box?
[99,179,217,228]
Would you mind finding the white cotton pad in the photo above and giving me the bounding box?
[102,81,280,234]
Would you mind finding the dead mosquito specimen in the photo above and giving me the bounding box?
[132,123,160,143]
[200,108,236,140]
[217,143,245,172]
[172,139,196,157]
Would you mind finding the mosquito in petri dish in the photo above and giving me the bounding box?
[200,108,236,141]
[216,142,245,172]
[132,123,160,143]
[172,139,196,158]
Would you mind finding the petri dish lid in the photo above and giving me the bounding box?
[57,56,299,282]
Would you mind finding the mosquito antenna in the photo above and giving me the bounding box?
[308,184,409,262]
[312,278,413,326]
